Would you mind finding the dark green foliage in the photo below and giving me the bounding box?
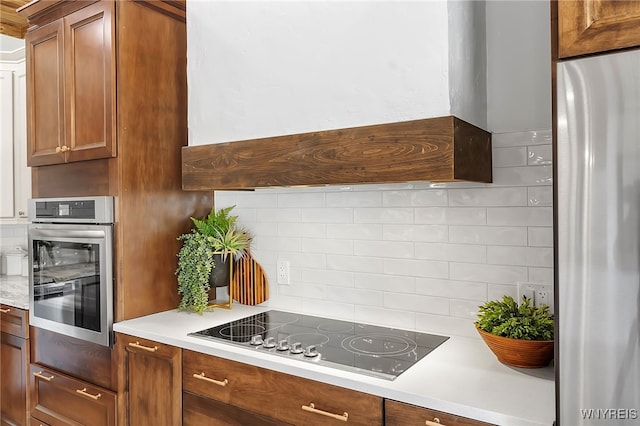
[475,295,554,340]
[176,205,252,315]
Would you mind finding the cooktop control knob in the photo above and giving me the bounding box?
[290,342,304,354]
[276,339,290,351]
[249,335,264,346]
[263,337,276,349]
[303,345,319,358]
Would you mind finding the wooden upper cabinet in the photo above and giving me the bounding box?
[25,1,115,166]
[558,0,640,58]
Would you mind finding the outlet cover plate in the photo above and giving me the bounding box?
[517,282,554,314]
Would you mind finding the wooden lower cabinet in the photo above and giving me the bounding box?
[29,364,117,426]
[30,417,49,426]
[182,349,383,426]
[1,305,30,426]
[116,333,182,426]
[183,391,288,426]
[385,400,494,426]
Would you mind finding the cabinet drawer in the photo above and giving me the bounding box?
[385,400,494,426]
[183,349,383,426]
[30,416,50,426]
[0,304,28,338]
[30,364,117,426]
[183,391,288,426]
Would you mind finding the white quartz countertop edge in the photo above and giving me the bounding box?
[113,305,555,426]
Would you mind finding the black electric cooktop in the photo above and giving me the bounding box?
[189,310,449,380]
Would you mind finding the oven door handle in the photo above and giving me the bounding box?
[29,228,108,240]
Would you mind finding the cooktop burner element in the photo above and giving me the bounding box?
[189,310,449,380]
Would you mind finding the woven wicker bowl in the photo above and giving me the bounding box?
[476,327,554,368]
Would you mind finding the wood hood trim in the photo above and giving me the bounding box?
[181,115,492,190]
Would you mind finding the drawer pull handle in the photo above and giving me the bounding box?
[76,387,102,400]
[33,371,54,381]
[0,308,10,313]
[193,372,228,387]
[426,418,443,426]
[128,341,158,352]
[302,402,348,422]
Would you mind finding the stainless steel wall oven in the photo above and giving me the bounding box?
[28,196,114,347]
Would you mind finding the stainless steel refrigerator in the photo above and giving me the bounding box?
[557,49,640,425]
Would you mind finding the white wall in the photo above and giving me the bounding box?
[187,1,486,146]
[186,1,553,337]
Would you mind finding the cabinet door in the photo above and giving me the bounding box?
[63,1,116,163]
[1,333,29,426]
[25,20,65,166]
[30,364,116,426]
[385,400,494,426]
[117,334,182,426]
[558,1,640,58]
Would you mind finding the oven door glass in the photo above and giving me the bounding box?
[28,224,113,346]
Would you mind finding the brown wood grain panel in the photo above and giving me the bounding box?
[25,19,65,167]
[182,116,492,190]
[31,159,112,198]
[0,304,29,338]
[183,350,383,426]
[64,1,116,163]
[116,334,182,426]
[31,327,116,391]
[183,391,288,426]
[385,399,494,426]
[558,0,640,58]
[1,332,30,426]
[18,1,98,31]
[29,364,116,426]
[114,0,212,321]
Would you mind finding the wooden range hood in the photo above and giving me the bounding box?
[182,115,492,191]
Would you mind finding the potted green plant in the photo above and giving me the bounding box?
[176,205,251,314]
[475,295,554,368]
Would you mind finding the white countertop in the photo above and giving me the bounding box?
[114,305,555,426]
[0,275,29,310]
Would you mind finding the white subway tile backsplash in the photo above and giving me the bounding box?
[492,165,552,186]
[449,262,528,285]
[354,272,415,293]
[301,238,354,255]
[493,146,528,167]
[528,227,553,247]
[415,278,487,301]
[384,258,449,279]
[528,186,553,206]
[354,240,414,258]
[213,128,554,339]
[382,189,448,207]
[301,208,353,223]
[487,207,552,226]
[448,187,527,207]
[354,208,413,224]
[487,246,553,267]
[326,286,384,307]
[415,207,486,225]
[383,224,448,242]
[528,267,553,284]
[449,225,527,246]
[326,191,382,207]
[384,293,449,315]
[415,243,486,263]
[354,306,415,330]
[528,144,552,165]
[326,224,382,240]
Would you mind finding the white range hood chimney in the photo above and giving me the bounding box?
[183,1,490,189]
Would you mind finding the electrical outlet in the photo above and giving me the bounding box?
[277,260,290,285]
[517,282,554,313]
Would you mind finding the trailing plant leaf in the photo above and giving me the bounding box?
[176,232,215,315]
[475,295,554,340]
[175,205,253,314]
